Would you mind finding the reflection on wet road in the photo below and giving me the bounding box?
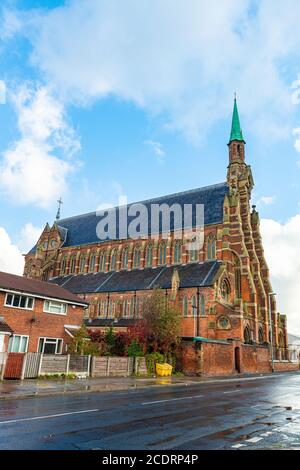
[0,372,300,450]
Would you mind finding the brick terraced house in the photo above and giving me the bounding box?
[23,99,291,375]
[0,271,88,354]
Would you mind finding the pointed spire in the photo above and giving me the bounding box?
[229,95,245,143]
[56,197,63,221]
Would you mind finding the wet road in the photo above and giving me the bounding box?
[0,372,300,450]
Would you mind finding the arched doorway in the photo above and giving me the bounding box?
[234,347,241,373]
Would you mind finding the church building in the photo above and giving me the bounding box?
[23,99,290,375]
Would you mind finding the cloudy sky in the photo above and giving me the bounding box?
[0,0,300,334]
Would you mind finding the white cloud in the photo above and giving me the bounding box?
[17,222,42,253]
[256,195,276,206]
[293,127,300,153]
[0,84,80,207]
[8,0,296,144]
[0,227,24,275]
[261,215,300,336]
[144,140,166,160]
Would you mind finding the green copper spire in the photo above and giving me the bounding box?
[229,96,245,143]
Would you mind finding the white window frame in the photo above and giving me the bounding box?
[38,337,63,354]
[43,300,68,315]
[5,293,35,310]
[8,334,29,353]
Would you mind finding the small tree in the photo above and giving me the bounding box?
[68,325,94,355]
[142,288,181,359]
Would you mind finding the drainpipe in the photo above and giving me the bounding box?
[268,292,276,373]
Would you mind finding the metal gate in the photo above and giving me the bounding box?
[24,353,42,378]
[4,353,25,379]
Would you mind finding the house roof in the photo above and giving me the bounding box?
[49,260,221,294]
[0,271,89,306]
[30,182,228,252]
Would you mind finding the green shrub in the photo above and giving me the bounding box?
[127,340,144,357]
[146,352,164,374]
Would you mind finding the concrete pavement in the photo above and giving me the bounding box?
[0,371,299,449]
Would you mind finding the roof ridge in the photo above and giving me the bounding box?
[57,182,228,223]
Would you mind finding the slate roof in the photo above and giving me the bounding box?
[0,271,89,306]
[49,261,221,294]
[29,183,227,253]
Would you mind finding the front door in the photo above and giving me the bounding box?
[0,334,4,352]
[234,347,241,373]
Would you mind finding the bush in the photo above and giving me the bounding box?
[146,352,164,374]
[127,340,144,357]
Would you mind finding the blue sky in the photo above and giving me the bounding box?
[0,0,300,333]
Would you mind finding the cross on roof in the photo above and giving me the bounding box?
[56,197,63,221]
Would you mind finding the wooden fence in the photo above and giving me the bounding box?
[1,353,148,380]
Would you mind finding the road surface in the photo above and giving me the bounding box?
[0,372,300,450]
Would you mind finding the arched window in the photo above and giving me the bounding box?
[79,254,86,273]
[60,256,67,275]
[191,295,197,317]
[121,248,129,270]
[189,248,199,263]
[145,244,153,267]
[174,242,182,264]
[200,295,205,316]
[158,242,167,265]
[207,234,216,260]
[133,247,141,269]
[110,250,117,271]
[122,299,130,318]
[69,255,76,274]
[258,327,264,344]
[130,298,135,317]
[220,278,231,302]
[108,299,115,318]
[183,296,188,317]
[244,326,252,344]
[89,252,96,272]
[99,251,106,272]
[135,298,140,318]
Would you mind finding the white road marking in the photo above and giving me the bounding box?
[260,432,273,437]
[0,409,99,425]
[142,394,204,405]
[231,443,247,448]
[245,437,263,443]
[223,389,241,394]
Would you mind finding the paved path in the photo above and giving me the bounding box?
[0,372,300,450]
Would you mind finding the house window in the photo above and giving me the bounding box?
[183,296,188,317]
[145,245,153,267]
[44,300,67,315]
[174,242,182,264]
[158,242,167,265]
[8,335,28,353]
[5,293,34,310]
[38,337,63,354]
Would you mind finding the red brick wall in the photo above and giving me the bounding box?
[0,292,85,353]
[273,361,299,372]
